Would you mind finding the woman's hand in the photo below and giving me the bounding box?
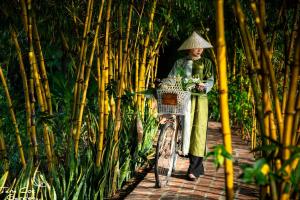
[195,83,206,92]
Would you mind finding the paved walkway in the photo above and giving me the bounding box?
[125,122,259,200]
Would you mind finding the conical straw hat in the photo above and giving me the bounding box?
[178,31,213,50]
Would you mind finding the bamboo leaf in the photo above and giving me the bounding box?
[0,171,8,193]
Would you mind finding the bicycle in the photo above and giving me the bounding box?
[154,77,190,188]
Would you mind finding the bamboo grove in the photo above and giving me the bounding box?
[0,0,210,198]
[0,0,300,199]
[231,0,300,199]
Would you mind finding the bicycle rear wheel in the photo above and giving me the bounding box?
[154,122,176,188]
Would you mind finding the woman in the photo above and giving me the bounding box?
[169,31,214,181]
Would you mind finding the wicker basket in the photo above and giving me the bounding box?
[156,78,190,115]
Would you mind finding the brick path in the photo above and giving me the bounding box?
[125,122,259,200]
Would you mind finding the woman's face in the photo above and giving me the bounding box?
[188,48,204,59]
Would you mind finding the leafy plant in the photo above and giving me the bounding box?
[205,144,233,170]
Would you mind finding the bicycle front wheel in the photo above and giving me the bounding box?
[154,122,176,188]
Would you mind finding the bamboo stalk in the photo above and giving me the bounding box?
[32,18,52,115]
[134,48,139,103]
[19,0,28,33]
[138,0,157,117]
[280,33,300,200]
[292,92,300,145]
[122,0,134,91]
[0,117,9,170]
[232,37,237,80]
[32,18,56,158]
[233,1,266,139]
[71,0,94,137]
[118,3,123,81]
[11,28,39,160]
[113,1,134,141]
[29,68,38,163]
[109,36,114,82]
[74,0,105,158]
[103,0,112,135]
[216,0,234,199]
[250,1,284,139]
[27,0,53,170]
[96,37,105,166]
[132,0,146,56]
[282,2,299,118]
[133,0,146,103]
[0,66,26,167]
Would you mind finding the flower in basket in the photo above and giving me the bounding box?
[182,77,204,91]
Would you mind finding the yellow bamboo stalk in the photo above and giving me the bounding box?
[27,1,46,113]
[138,0,157,117]
[113,0,134,143]
[280,34,300,200]
[232,37,237,80]
[19,0,28,33]
[251,107,257,150]
[282,2,299,118]
[118,4,123,80]
[72,0,94,136]
[0,66,26,167]
[133,0,146,103]
[102,0,112,135]
[250,1,284,139]
[122,0,134,91]
[114,46,119,80]
[292,93,300,145]
[217,1,234,199]
[145,56,155,90]
[109,36,114,81]
[27,0,52,169]
[32,18,56,157]
[262,65,271,145]
[32,18,52,115]
[233,1,266,138]
[27,47,38,161]
[154,54,159,83]
[11,29,39,159]
[96,38,105,166]
[74,0,105,158]
[144,24,166,89]
[132,0,146,55]
[134,48,140,103]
